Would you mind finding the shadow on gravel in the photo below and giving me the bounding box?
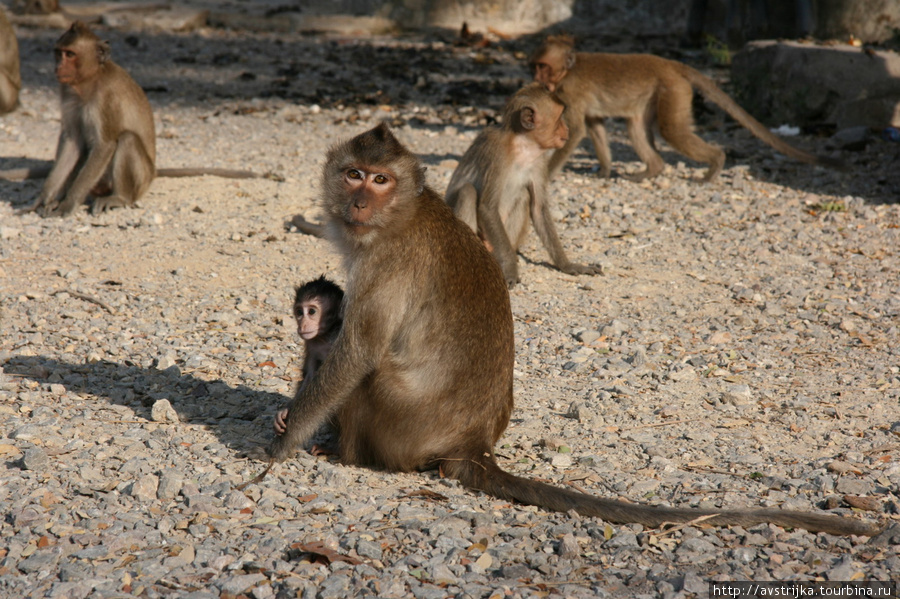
[14,29,533,115]
[4,354,285,455]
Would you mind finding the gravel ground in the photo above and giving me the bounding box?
[1,13,900,599]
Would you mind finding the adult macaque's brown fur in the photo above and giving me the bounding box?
[0,7,21,115]
[15,22,262,217]
[265,122,880,538]
[531,35,844,182]
[446,83,602,286]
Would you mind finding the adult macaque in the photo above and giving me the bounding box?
[530,35,843,182]
[0,7,21,115]
[264,123,879,537]
[273,276,343,436]
[18,22,261,217]
[446,83,602,287]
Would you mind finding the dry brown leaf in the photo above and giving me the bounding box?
[828,460,864,475]
[402,489,448,502]
[719,420,749,429]
[290,541,362,566]
[843,495,882,512]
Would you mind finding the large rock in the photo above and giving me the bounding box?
[731,40,900,129]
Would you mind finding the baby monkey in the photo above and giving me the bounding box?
[273,276,344,435]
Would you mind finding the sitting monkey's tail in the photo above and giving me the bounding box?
[0,166,52,181]
[441,453,882,537]
[156,167,271,179]
[0,166,274,181]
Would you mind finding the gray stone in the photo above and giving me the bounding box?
[73,546,111,560]
[835,477,874,495]
[21,447,49,470]
[150,399,179,423]
[601,319,629,337]
[827,555,864,581]
[831,126,872,151]
[157,354,177,370]
[677,537,717,555]
[557,533,580,559]
[683,571,707,595]
[181,592,220,599]
[430,563,457,585]
[566,401,588,421]
[17,549,59,574]
[218,573,267,595]
[185,493,219,511]
[11,425,42,440]
[128,474,159,503]
[46,581,97,599]
[627,347,648,367]
[223,490,255,510]
[576,330,601,345]
[57,562,93,582]
[250,583,275,599]
[722,384,753,406]
[356,539,383,560]
[500,563,533,579]
[163,544,195,569]
[0,227,21,240]
[317,573,351,599]
[605,531,640,548]
[157,472,183,501]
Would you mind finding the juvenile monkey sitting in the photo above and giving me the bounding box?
[18,22,260,217]
[446,83,602,287]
